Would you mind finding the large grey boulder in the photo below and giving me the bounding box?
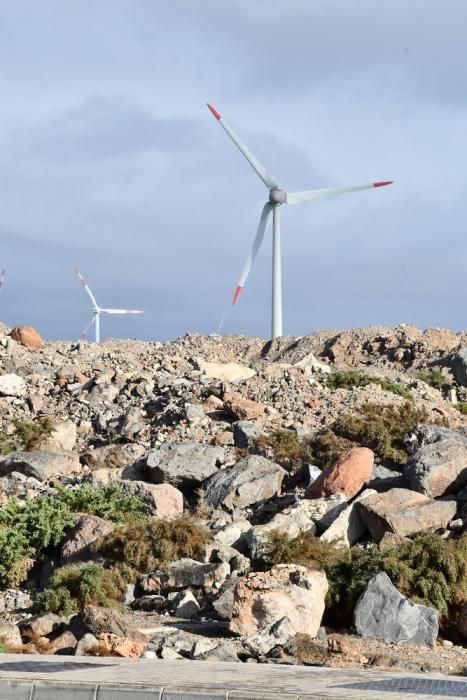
[320,489,376,547]
[355,572,438,646]
[405,439,467,497]
[0,451,80,481]
[243,616,295,657]
[452,346,467,386]
[159,558,230,592]
[146,442,224,491]
[404,424,467,456]
[203,455,286,511]
[357,488,457,541]
[39,420,77,452]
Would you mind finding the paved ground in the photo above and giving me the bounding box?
[0,655,465,699]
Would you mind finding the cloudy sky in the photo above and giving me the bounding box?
[1,0,466,341]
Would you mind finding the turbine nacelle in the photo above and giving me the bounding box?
[269,189,287,205]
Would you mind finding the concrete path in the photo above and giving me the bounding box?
[0,654,465,699]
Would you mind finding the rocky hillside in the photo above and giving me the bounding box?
[0,323,465,673]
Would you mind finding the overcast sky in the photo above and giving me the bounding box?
[1,0,466,341]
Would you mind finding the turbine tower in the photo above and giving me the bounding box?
[75,268,144,343]
[0,270,4,291]
[207,103,393,339]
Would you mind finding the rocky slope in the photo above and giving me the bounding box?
[0,323,465,673]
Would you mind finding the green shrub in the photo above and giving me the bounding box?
[453,402,467,415]
[0,418,54,455]
[255,430,311,469]
[0,640,8,653]
[308,429,355,469]
[327,371,412,400]
[34,563,120,616]
[56,482,148,524]
[333,401,430,463]
[415,369,445,389]
[96,515,211,575]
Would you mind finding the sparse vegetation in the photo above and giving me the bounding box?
[95,515,211,576]
[255,430,311,469]
[34,563,120,616]
[57,483,148,524]
[309,429,355,469]
[415,368,446,389]
[453,402,467,415]
[0,417,54,455]
[327,371,412,400]
[0,641,9,654]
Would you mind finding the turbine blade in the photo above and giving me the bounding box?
[75,267,99,308]
[286,181,394,205]
[100,309,145,314]
[207,103,280,190]
[79,315,96,341]
[233,202,273,305]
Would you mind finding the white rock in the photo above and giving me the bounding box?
[320,489,377,547]
[0,374,26,397]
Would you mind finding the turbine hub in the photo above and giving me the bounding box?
[269,188,287,205]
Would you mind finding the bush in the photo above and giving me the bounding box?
[0,418,54,455]
[255,430,311,469]
[95,515,211,575]
[327,371,412,400]
[333,402,430,463]
[0,641,8,653]
[454,403,467,415]
[308,429,355,469]
[34,563,120,616]
[265,531,467,626]
[57,482,148,525]
[415,369,445,389]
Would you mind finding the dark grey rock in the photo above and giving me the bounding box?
[194,640,239,662]
[233,421,261,449]
[404,439,467,497]
[404,424,467,456]
[212,576,239,621]
[0,451,80,481]
[243,616,294,658]
[452,346,467,386]
[146,442,225,491]
[367,463,407,491]
[354,572,438,646]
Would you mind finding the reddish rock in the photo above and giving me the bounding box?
[96,632,145,658]
[224,395,265,421]
[60,514,114,565]
[10,326,42,350]
[305,448,374,499]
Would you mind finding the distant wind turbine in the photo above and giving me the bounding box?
[0,270,4,290]
[207,103,393,340]
[75,268,144,343]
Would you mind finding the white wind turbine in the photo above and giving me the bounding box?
[0,270,4,291]
[75,268,144,343]
[207,103,393,340]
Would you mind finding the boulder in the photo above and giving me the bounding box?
[39,420,77,453]
[19,613,64,640]
[224,396,265,422]
[197,360,255,382]
[357,488,457,541]
[81,444,145,472]
[230,564,328,638]
[452,346,467,386]
[60,514,114,565]
[213,519,251,549]
[147,442,224,491]
[78,605,146,649]
[0,451,80,481]
[458,601,467,639]
[305,448,374,499]
[10,326,42,350]
[0,373,26,397]
[294,353,331,375]
[320,489,377,547]
[96,632,145,658]
[233,421,261,449]
[243,616,295,657]
[46,630,77,655]
[354,572,438,646]
[171,590,200,619]
[404,424,467,456]
[194,640,239,662]
[162,558,229,592]
[203,455,286,511]
[212,576,239,621]
[75,633,99,656]
[0,621,22,648]
[404,439,467,497]
[119,481,183,517]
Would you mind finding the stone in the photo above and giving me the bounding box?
[305,464,323,488]
[224,396,265,422]
[0,373,26,397]
[203,455,286,511]
[320,489,377,547]
[97,632,146,658]
[78,605,146,647]
[404,424,467,456]
[60,514,114,565]
[212,576,239,621]
[404,439,467,497]
[305,448,374,499]
[10,326,42,350]
[0,451,80,481]
[0,621,22,648]
[120,480,183,517]
[197,360,256,382]
[294,353,331,375]
[20,613,64,640]
[160,647,183,660]
[230,564,328,638]
[246,500,320,561]
[147,442,224,491]
[132,595,166,612]
[458,601,467,638]
[354,572,438,646]
[367,463,407,491]
[162,558,230,591]
[0,589,33,612]
[213,519,251,549]
[233,421,261,449]
[172,590,201,619]
[75,633,99,656]
[452,346,467,386]
[194,640,239,662]
[357,488,458,541]
[39,420,77,452]
[47,631,77,655]
[81,443,145,472]
[243,616,295,657]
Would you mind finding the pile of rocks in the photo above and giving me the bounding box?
[0,322,465,670]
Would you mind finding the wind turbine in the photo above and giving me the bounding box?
[207,103,393,339]
[75,268,144,343]
[0,270,4,291]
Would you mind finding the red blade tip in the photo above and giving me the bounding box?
[207,103,222,120]
[373,181,394,188]
[232,286,243,305]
